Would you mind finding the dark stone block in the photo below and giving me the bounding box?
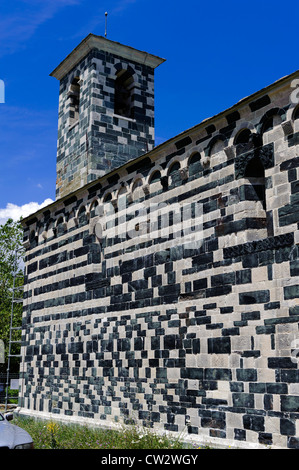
[206,285,232,297]
[221,327,239,336]
[236,369,257,381]
[169,246,184,261]
[220,306,233,314]
[242,254,259,268]
[234,428,246,441]
[288,437,299,449]
[290,306,299,316]
[192,252,213,266]
[155,250,170,265]
[268,357,297,369]
[201,413,226,429]
[264,301,280,310]
[152,275,162,287]
[151,336,160,350]
[56,343,66,355]
[232,393,254,408]
[192,338,200,354]
[290,260,299,277]
[211,272,235,286]
[134,337,144,351]
[284,285,299,299]
[223,233,294,259]
[28,261,38,274]
[288,131,299,147]
[126,156,152,174]
[68,342,83,354]
[279,208,299,227]
[239,290,270,304]
[159,284,180,297]
[243,415,265,431]
[226,110,240,124]
[208,337,231,354]
[266,383,288,394]
[181,368,203,380]
[236,269,251,284]
[280,156,299,171]
[164,335,176,350]
[41,344,53,355]
[281,395,299,412]
[144,266,156,278]
[256,325,275,335]
[241,311,260,321]
[249,94,271,111]
[249,383,266,393]
[258,433,272,445]
[193,278,208,290]
[175,136,192,150]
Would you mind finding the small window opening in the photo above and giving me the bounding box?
[235,128,251,144]
[114,70,134,118]
[244,156,266,210]
[69,77,80,125]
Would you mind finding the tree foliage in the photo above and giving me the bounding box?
[0,218,24,373]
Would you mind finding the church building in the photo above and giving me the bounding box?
[19,34,299,449]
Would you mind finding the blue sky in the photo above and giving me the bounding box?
[0,0,299,224]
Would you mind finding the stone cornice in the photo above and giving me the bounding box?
[50,33,166,81]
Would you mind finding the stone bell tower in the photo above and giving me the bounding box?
[50,34,165,199]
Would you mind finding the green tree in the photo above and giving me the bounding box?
[0,218,24,374]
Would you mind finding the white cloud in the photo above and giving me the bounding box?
[0,198,54,226]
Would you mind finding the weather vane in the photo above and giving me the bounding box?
[105,12,108,38]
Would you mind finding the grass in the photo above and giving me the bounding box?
[13,416,191,450]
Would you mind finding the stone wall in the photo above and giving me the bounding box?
[19,72,299,448]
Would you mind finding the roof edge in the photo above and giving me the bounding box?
[22,67,299,225]
[50,33,166,80]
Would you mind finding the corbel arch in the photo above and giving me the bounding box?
[146,164,165,185]
[187,150,203,176]
[258,107,286,135]
[229,121,256,147]
[131,176,144,202]
[89,198,101,218]
[76,204,88,227]
[56,216,67,236]
[206,134,228,157]
[167,160,181,176]
[144,166,163,194]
